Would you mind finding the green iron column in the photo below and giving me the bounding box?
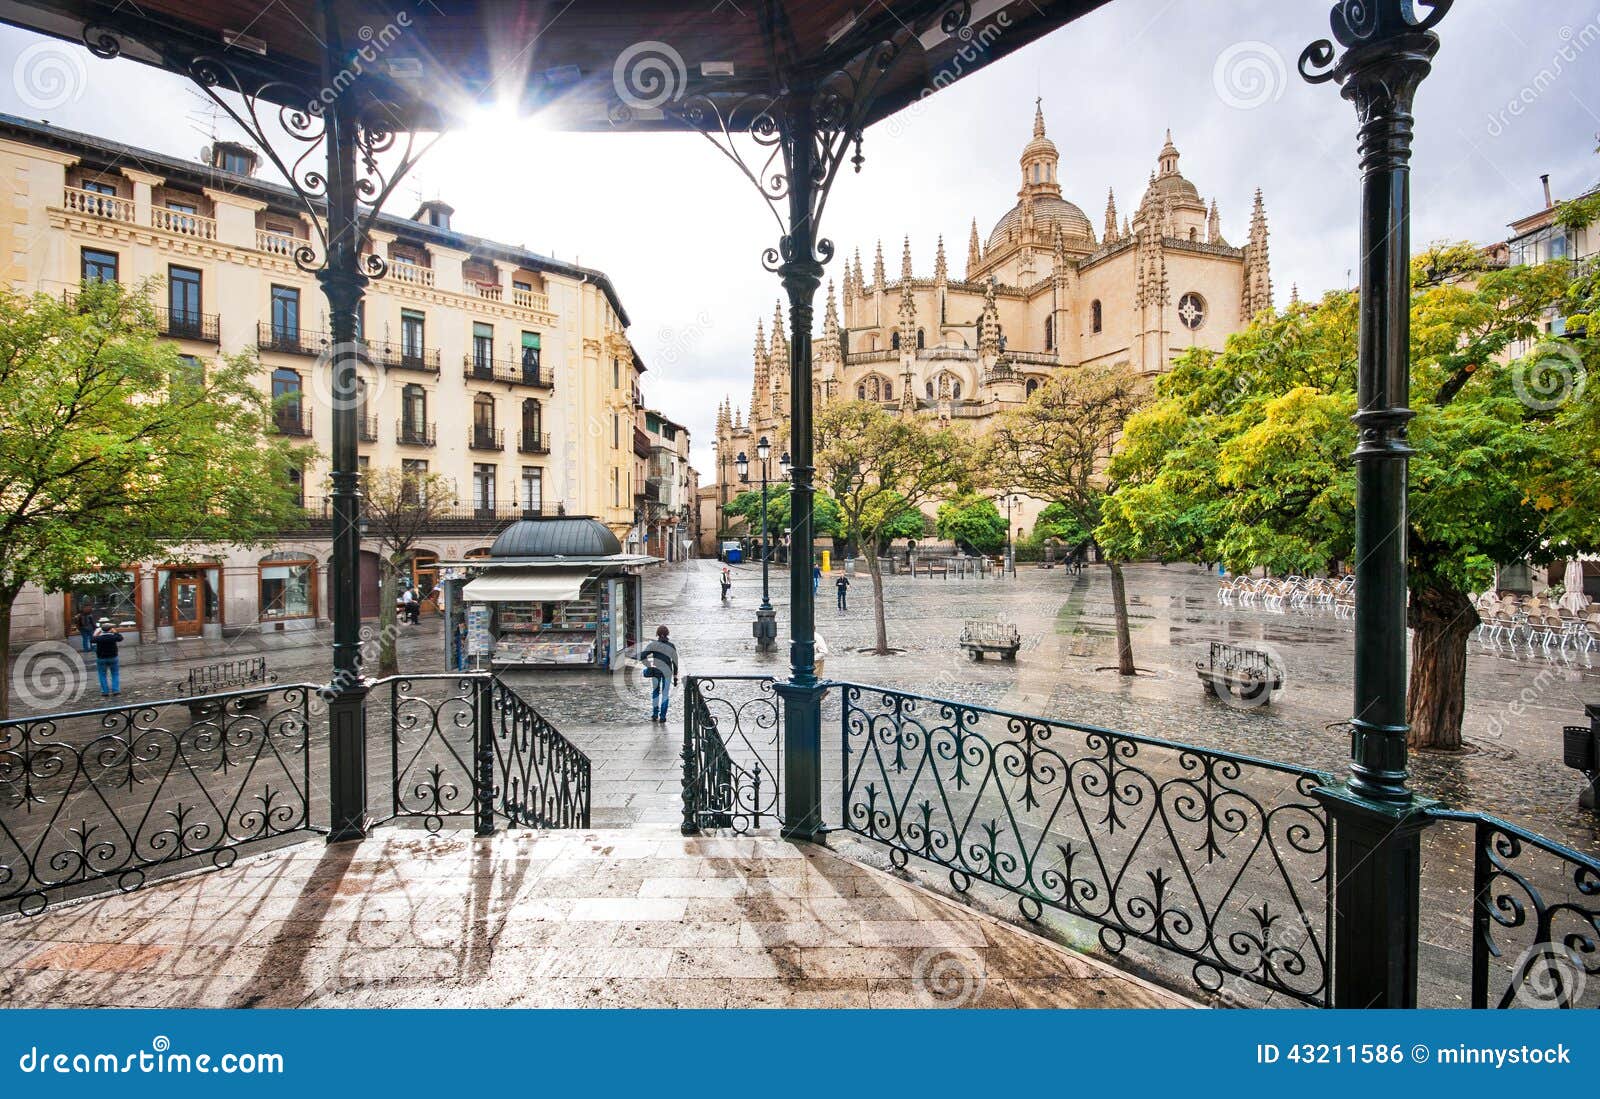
[776,95,826,841]
[1301,0,1452,1007]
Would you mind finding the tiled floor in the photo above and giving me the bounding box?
[0,827,1188,1009]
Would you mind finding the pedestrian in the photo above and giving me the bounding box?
[75,604,97,653]
[91,617,123,698]
[400,585,418,624]
[835,573,850,612]
[720,565,732,602]
[641,625,679,723]
[812,562,821,596]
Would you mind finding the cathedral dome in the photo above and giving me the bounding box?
[1138,130,1206,215]
[987,196,1095,252]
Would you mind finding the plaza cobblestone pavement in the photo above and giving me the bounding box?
[0,827,1187,1008]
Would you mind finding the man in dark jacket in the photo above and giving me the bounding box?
[91,618,124,697]
[835,573,850,612]
[76,605,97,652]
[640,625,679,723]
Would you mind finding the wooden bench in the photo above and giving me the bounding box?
[1195,641,1282,705]
[917,558,950,579]
[960,620,1021,661]
[186,657,275,715]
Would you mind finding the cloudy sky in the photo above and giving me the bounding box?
[1,1,1595,477]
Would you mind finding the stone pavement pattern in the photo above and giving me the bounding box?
[0,828,1186,1009]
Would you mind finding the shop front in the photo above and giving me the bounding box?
[440,517,654,672]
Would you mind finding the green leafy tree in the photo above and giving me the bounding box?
[1029,502,1092,548]
[0,281,310,714]
[361,468,458,675]
[724,485,841,539]
[816,401,970,654]
[1101,252,1589,748]
[936,492,1006,554]
[987,364,1146,675]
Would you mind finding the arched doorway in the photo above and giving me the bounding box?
[411,550,441,615]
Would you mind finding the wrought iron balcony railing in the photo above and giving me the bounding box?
[157,307,220,343]
[396,419,436,447]
[374,340,442,373]
[273,407,312,437]
[256,323,327,357]
[517,429,550,454]
[463,356,553,389]
[358,414,379,442]
[468,426,505,451]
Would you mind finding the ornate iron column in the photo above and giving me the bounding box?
[1302,0,1451,1007]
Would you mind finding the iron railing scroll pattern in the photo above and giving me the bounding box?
[489,677,590,829]
[1431,809,1599,1009]
[840,684,1335,1004]
[681,677,781,834]
[0,684,317,917]
[378,675,479,832]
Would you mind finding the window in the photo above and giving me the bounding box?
[1091,299,1103,334]
[916,328,925,349]
[522,397,542,445]
[472,464,496,512]
[258,554,314,619]
[168,266,201,331]
[401,309,425,361]
[1177,292,1206,331]
[891,331,901,350]
[612,358,620,388]
[285,465,304,506]
[81,248,118,283]
[1044,315,1054,350]
[884,380,894,400]
[171,355,204,399]
[612,413,620,450]
[521,467,543,513]
[472,322,494,371]
[514,279,532,293]
[473,392,496,446]
[221,149,252,174]
[1026,378,1040,397]
[401,458,428,504]
[402,384,427,435]
[166,198,198,234]
[925,380,934,399]
[857,384,866,400]
[80,180,117,218]
[270,285,300,338]
[66,570,140,634]
[521,332,541,381]
[272,368,302,433]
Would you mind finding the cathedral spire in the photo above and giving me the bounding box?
[1207,199,1223,245]
[872,240,885,287]
[900,235,913,282]
[967,218,982,278]
[751,317,768,419]
[979,278,1000,360]
[1033,96,1046,139]
[934,235,947,284]
[1242,189,1273,320]
[1104,188,1119,243]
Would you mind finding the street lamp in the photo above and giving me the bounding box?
[1002,493,1016,578]
[740,437,788,650]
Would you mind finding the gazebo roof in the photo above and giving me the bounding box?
[488,516,623,559]
[0,1,1110,132]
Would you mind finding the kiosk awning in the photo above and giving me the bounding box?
[462,569,591,603]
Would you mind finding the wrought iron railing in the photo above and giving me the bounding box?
[0,683,318,917]
[837,683,1334,1005]
[681,676,781,834]
[370,674,589,833]
[1428,808,1599,1009]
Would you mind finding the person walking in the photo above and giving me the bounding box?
[399,585,419,625]
[812,562,821,596]
[75,605,97,653]
[719,565,732,602]
[91,618,124,697]
[641,625,679,723]
[835,573,850,613]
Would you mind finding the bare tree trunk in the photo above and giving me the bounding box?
[1108,559,1136,676]
[865,550,889,655]
[1406,582,1476,751]
[378,557,399,676]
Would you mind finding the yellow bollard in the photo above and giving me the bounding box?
[820,550,831,573]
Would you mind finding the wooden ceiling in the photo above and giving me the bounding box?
[0,0,1111,130]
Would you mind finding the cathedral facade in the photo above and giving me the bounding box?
[715,103,1273,533]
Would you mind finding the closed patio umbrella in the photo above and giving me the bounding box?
[1562,559,1588,612]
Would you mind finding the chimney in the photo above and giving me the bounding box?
[412,199,454,231]
[1541,173,1554,209]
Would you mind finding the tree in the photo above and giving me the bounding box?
[936,492,1005,554]
[1028,501,1092,548]
[361,468,458,675]
[986,364,1146,675]
[0,281,308,715]
[724,485,842,538]
[1100,252,1589,748]
[815,401,970,654]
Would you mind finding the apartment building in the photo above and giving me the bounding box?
[637,409,695,562]
[0,113,668,645]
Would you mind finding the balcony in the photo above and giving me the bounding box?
[150,207,217,240]
[373,339,442,374]
[61,185,134,222]
[512,287,551,312]
[358,414,379,443]
[156,307,220,343]
[468,426,505,452]
[257,323,326,357]
[462,356,553,389]
[289,498,542,534]
[273,406,313,437]
[256,229,305,258]
[517,429,550,454]
[470,282,503,302]
[396,419,437,447]
[389,261,434,287]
